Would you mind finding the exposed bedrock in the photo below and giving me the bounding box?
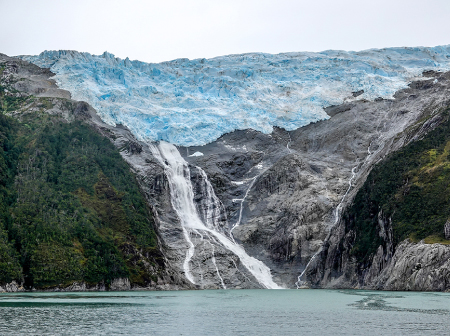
[186,70,450,288]
[3,53,273,289]
[308,213,450,291]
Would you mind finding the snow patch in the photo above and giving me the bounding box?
[189,151,204,157]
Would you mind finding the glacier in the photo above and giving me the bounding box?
[22,46,450,146]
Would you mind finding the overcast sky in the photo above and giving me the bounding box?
[1,0,450,63]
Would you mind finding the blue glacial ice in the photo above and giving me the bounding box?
[22,46,450,146]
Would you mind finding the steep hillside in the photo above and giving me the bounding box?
[308,101,450,290]
[20,47,450,290]
[350,108,450,255]
[184,69,450,288]
[0,54,187,291]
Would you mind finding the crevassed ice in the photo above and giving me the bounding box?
[22,46,450,146]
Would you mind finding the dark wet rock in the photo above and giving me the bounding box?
[352,90,364,97]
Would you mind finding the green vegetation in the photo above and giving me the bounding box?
[0,86,162,288]
[345,109,450,264]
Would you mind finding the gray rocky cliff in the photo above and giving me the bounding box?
[0,281,25,293]
[302,72,450,291]
[373,241,450,291]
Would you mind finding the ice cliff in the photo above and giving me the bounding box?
[22,46,450,146]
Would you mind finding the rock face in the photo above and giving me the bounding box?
[302,72,450,291]
[0,281,24,293]
[445,221,450,240]
[4,52,450,291]
[372,241,450,291]
[311,234,450,291]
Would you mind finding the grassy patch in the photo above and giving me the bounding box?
[424,235,450,245]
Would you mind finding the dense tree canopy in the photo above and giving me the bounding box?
[0,86,162,289]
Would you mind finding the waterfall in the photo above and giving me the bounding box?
[230,177,257,242]
[196,169,226,232]
[149,141,282,289]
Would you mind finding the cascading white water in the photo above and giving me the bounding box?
[148,141,200,284]
[149,141,282,289]
[333,166,357,226]
[230,177,257,241]
[287,133,293,153]
[230,158,268,242]
[196,169,225,232]
[295,250,321,288]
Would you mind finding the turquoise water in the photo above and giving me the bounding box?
[0,289,449,335]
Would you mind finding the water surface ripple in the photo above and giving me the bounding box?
[0,289,449,335]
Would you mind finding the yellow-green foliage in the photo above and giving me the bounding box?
[76,173,129,235]
[409,233,450,245]
[423,235,450,245]
[29,243,85,288]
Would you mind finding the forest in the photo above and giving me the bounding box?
[0,83,162,289]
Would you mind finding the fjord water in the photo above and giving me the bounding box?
[0,290,448,335]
